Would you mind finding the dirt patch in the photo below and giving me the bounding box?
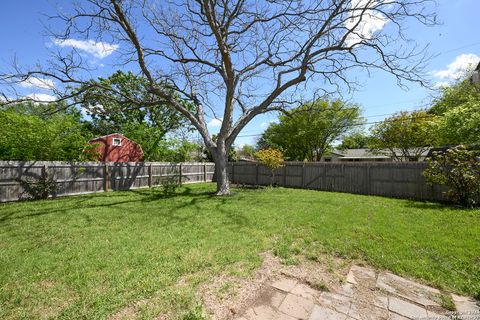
[199,252,350,319]
[107,299,148,320]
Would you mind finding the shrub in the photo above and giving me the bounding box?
[161,174,181,195]
[423,145,480,207]
[255,148,284,186]
[18,169,58,200]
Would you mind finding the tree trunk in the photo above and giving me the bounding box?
[211,144,230,195]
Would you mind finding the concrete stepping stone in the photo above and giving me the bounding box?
[309,305,349,320]
[452,293,480,313]
[278,293,315,319]
[350,266,376,280]
[272,278,298,292]
[377,272,440,307]
[388,297,428,319]
[316,292,352,315]
[291,283,321,301]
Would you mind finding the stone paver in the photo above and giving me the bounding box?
[346,270,357,285]
[377,272,440,307]
[388,296,428,319]
[234,266,479,320]
[309,305,349,320]
[452,293,480,313]
[270,290,287,308]
[350,265,376,280]
[271,278,298,292]
[278,293,315,319]
[290,283,320,301]
[316,292,352,315]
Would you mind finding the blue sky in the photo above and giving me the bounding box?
[1,0,479,147]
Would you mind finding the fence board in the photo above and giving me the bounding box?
[0,161,215,202]
[228,162,448,202]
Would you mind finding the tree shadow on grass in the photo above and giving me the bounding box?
[0,186,254,230]
[401,200,476,213]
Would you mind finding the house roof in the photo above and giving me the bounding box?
[330,148,430,159]
[330,149,389,159]
[89,133,126,142]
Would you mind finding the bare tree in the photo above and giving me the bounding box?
[0,0,435,195]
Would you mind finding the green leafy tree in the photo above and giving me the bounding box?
[255,148,284,186]
[435,101,480,146]
[0,103,93,161]
[337,132,371,150]
[154,138,200,163]
[258,100,363,161]
[78,71,190,161]
[369,110,437,161]
[424,146,480,207]
[430,80,480,116]
[430,80,480,145]
[237,144,256,160]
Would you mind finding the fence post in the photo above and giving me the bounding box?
[283,165,287,187]
[148,164,153,188]
[179,163,183,185]
[255,163,259,185]
[366,164,371,195]
[231,163,235,184]
[103,163,109,192]
[42,164,48,180]
[301,163,306,188]
[203,163,207,182]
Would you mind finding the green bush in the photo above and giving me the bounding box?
[161,174,181,195]
[423,145,480,207]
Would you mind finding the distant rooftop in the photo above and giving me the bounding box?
[330,148,431,159]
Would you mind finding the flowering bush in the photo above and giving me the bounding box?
[423,145,480,207]
[255,148,284,186]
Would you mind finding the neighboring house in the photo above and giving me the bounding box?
[471,62,480,84]
[322,148,431,162]
[88,133,144,162]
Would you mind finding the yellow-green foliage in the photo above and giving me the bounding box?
[255,148,284,185]
[255,148,284,171]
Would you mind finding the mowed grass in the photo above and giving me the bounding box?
[0,183,479,319]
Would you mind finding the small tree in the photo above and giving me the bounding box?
[369,110,437,161]
[423,146,480,207]
[255,148,284,186]
[258,100,363,161]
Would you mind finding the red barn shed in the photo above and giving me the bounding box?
[88,133,143,162]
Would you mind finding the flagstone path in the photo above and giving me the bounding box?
[233,265,479,320]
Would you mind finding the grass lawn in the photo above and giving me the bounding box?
[0,183,479,319]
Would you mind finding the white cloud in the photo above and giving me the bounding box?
[53,38,119,59]
[433,53,480,81]
[26,93,57,103]
[207,118,223,127]
[433,81,450,89]
[19,77,55,90]
[345,0,389,46]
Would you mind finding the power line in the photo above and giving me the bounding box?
[237,113,437,138]
[237,41,480,139]
[436,41,480,57]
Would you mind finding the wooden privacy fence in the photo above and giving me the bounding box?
[0,161,215,202]
[228,162,448,202]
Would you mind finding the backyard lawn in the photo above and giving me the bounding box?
[0,183,479,319]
